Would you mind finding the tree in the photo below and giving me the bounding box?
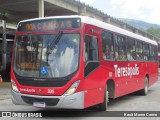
[147,27,160,38]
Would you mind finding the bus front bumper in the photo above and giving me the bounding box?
[11,90,84,109]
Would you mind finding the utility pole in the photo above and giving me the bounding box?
[2,20,7,71]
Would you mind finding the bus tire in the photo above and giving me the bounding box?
[98,86,109,111]
[139,77,149,95]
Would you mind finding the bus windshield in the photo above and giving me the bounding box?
[14,33,80,78]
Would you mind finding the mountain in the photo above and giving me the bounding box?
[119,18,160,30]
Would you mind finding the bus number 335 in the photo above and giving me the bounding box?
[47,89,54,94]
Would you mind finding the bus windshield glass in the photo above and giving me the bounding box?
[14,33,80,78]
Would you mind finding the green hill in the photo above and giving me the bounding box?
[120,18,160,30]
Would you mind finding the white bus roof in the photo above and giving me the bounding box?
[19,15,157,45]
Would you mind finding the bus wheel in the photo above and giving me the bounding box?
[139,77,149,95]
[98,86,109,111]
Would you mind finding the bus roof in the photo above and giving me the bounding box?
[18,15,157,45]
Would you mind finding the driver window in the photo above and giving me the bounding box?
[84,35,99,64]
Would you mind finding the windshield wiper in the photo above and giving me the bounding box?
[49,31,63,51]
[46,31,63,62]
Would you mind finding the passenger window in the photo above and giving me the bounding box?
[85,35,99,64]
[102,31,114,60]
[127,38,136,60]
[149,45,156,61]
[143,43,149,61]
[136,41,143,60]
[115,35,127,60]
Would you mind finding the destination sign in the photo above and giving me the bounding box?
[17,18,81,31]
[17,62,40,69]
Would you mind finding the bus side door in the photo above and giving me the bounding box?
[83,25,104,108]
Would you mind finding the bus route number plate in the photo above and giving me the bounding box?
[33,102,46,108]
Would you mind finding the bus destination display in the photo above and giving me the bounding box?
[17,18,81,31]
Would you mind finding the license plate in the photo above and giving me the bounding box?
[33,102,46,108]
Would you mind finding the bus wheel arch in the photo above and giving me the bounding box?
[97,79,115,111]
[97,84,108,111]
[106,79,116,99]
[138,74,149,95]
[146,74,150,86]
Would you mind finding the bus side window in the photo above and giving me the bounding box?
[143,43,149,61]
[136,41,143,60]
[115,35,127,60]
[84,35,99,64]
[102,31,114,60]
[149,45,156,61]
[127,38,136,60]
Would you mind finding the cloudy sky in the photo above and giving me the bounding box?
[78,0,160,25]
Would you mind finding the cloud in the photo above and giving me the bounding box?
[109,0,160,24]
[75,0,160,24]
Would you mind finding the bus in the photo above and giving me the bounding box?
[0,33,14,81]
[158,42,160,67]
[11,15,158,111]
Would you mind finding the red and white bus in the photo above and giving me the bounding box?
[158,42,160,67]
[11,15,158,110]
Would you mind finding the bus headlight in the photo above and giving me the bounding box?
[11,79,19,93]
[64,80,80,96]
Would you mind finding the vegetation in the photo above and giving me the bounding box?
[120,18,160,39]
[120,18,160,30]
[146,27,160,39]
[0,11,9,17]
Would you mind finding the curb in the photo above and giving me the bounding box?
[0,82,10,86]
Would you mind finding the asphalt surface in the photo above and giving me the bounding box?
[0,76,160,120]
[0,83,11,100]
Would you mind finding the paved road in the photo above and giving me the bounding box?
[0,84,11,100]
[0,78,160,120]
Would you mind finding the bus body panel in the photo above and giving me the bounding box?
[148,62,158,86]
[84,67,106,108]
